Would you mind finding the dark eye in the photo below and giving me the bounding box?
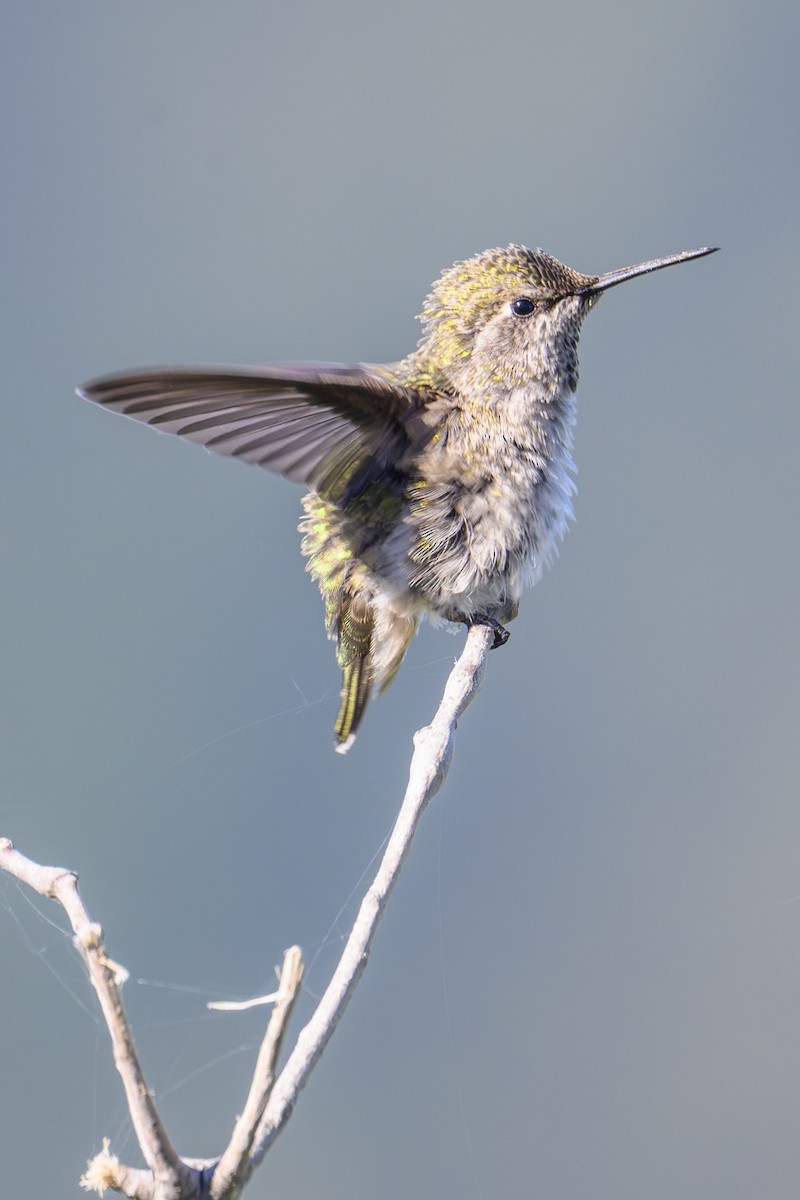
[511,297,536,317]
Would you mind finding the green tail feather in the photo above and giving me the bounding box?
[333,594,375,753]
[334,652,373,753]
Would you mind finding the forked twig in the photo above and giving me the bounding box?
[210,948,303,1198]
[1,623,493,1198]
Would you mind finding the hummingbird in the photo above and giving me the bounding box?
[78,243,717,752]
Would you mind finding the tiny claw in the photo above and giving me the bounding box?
[467,615,510,649]
[490,625,510,649]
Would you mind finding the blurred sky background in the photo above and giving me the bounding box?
[2,2,799,1198]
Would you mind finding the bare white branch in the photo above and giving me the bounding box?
[0,839,194,1199]
[250,623,494,1162]
[207,991,280,1012]
[210,947,304,1198]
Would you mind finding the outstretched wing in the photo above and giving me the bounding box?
[77,363,420,506]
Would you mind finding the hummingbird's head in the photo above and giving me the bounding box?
[415,245,598,391]
[412,243,717,394]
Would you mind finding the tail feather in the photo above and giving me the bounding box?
[334,652,373,753]
[301,492,420,751]
[333,593,375,753]
[374,612,418,695]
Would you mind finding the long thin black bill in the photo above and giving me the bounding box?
[581,246,719,294]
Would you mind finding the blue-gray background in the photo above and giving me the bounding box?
[2,2,798,1197]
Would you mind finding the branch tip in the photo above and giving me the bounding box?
[80,1139,120,1196]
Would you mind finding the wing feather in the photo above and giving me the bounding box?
[77,363,422,503]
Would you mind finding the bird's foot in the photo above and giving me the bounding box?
[468,614,510,649]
